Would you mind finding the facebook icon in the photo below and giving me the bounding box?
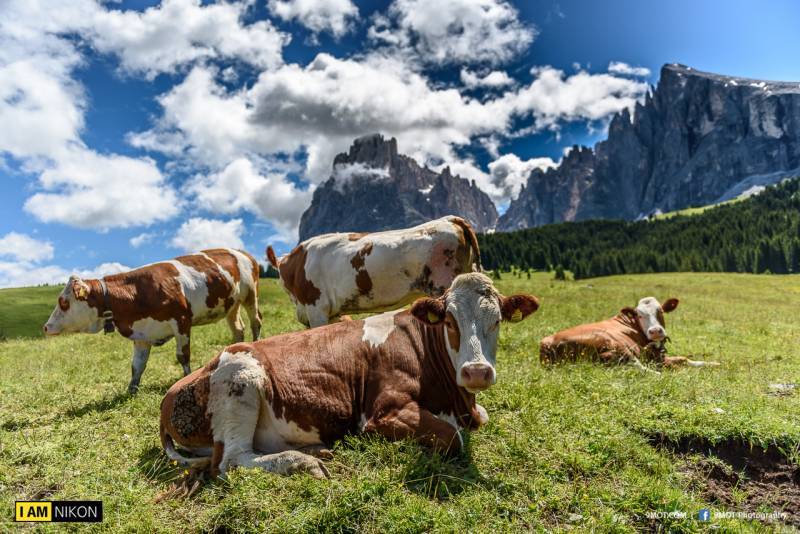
[697,509,711,521]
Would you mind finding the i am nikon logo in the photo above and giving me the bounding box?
[15,501,102,522]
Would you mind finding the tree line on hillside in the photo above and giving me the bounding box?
[478,178,800,279]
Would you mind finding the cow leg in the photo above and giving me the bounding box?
[242,291,262,340]
[305,306,329,328]
[627,356,661,375]
[209,355,327,478]
[226,303,245,343]
[297,444,334,460]
[128,341,152,394]
[174,330,192,376]
[366,403,463,455]
[663,356,720,368]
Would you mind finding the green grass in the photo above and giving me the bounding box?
[1,273,798,532]
[652,198,742,220]
[0,285,62,339]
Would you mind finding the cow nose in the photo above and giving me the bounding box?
[648,326,665,340]
[43,324,49,334]
[460,363,496,391]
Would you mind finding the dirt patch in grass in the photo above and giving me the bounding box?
[650,434,800,527]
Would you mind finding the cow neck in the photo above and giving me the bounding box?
[416,319,476,428]
[87,278,125,332]
[614,313,651,347]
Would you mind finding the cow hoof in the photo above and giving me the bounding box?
[285,452,330,479]
[306,459,330,479]
[128,383,139,395]
[299,445,334,460]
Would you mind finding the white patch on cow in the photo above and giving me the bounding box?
[254,403,322,453]
[229,248,258,294]
[165,259,212,318]
[358,413,368,433]
[129,317,177,343]
[209,350,267,460]
[635,297,665,341]
[437,412,463,449]
[473,403,489,427]
[361,309,403,348]
[444,273,501,389]
[199,251,237,290]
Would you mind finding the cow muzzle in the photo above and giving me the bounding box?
[459,362,496,392]
[647,326,666,341]
[43,323,59,336]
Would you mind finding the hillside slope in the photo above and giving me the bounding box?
[482,177,800,278]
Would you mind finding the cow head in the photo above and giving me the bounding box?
[411,272,540,393]
[621,297,679,342]
[43,276,103,336]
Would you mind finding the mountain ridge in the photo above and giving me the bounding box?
[498,63,800,230]
[298,134,498,241]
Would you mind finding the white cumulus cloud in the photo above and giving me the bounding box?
[129,232,155,248]
[87,0,290,79]
[170,218,246,252]
[460,68,515,88]
[1,0,181,231]
[268,0,358,38]
[608,61,651,77]
[368,0,535,66]
[23,148,180,230]
[186,158,313,241]
[0,231,129,288]
[488,153,557,201]
[0,233,55,264]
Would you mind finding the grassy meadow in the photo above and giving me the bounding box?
[1,273,798,532]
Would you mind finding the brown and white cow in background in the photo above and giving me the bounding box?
[266,216,482,328]
[159,273,539,478]
[43,248,262,394]
[539,297,719,372]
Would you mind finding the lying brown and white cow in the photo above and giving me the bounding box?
[539,297,718,372]
[159,272,539,478]
[266,215,481,328]
[43,248,262,394]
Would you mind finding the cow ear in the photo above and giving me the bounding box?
[620,307,637,319]
[410,297,446,325]
[72,278,90,301]
[662,298,679,313]
[501,294,540,322]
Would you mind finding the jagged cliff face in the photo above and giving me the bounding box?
[298,134,498,241]
[498,64,800,231]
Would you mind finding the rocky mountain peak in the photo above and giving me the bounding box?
[298,134,498,241]
[333,133,398,168]
[498,63,800,231]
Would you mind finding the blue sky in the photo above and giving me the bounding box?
[1,0,799,287]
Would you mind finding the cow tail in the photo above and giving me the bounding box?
[266,246,279,269]
[452,217,483,272]
[160,423,211,468]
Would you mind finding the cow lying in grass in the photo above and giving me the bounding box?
[159,273,539,479]
[43,249,262,394]
[539,297,719,372]
[266,215,482,327]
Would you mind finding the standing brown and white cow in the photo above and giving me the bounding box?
[539,297,718,372]
[43,248,262,393]
[159,273,539,478]
[266,216,482,328]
